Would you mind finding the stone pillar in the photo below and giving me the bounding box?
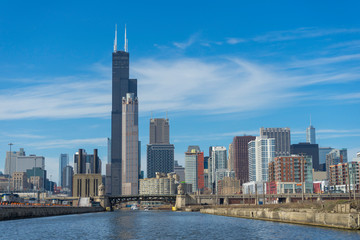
[286,196,291,203]
[224,197,229,205]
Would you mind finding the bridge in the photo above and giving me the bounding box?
[97,192,359,209]
[107,194,176,206]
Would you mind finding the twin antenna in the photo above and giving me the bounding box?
[114,24,128,52]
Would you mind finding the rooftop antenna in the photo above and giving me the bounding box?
[113,24,117,52]
[166,111,168,120]
[124,24,128,52]
[310,114,312,126]
[151,111,153,120]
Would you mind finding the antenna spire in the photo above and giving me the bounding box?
[124,24,128,52]
[310,114,312,126]
[113,24,117,52]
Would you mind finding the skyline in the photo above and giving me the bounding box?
[1,1,360,182]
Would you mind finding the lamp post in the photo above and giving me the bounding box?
[8,143,13,193]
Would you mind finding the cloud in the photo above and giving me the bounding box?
[226,38,246,45]
[0,50,359,120]
[27,137,108,149]
[253,27,360,42]
[173,34,199,49]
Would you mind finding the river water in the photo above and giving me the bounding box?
[0,210,359,239]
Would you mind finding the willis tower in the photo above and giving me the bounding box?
[111,25,137,195]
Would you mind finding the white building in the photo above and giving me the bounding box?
[248,136,275,182]
[208,146,227,191]
[5,148,45,176]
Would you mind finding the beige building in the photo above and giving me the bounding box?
[217,176,241,194]
[313,170,327,181]
[140,172,178,195]
[122,93,139,195]
[29,176,44,191]
[73,174,102,197]
[12,172,28,191]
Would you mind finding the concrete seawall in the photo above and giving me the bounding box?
[201,207,360,230]
[0,206,105,221]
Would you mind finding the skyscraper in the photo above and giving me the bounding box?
[231,136,256,185]
[291,142,319,170]
[111,25,137,195]
[59,154,69,187]
[326,148,348,180]
[260,127,291,157]
[146,117,174,178]
[208,146,227,191]
[149,118,169,144]
[185,146,204,192]
[121,93,139,195]
[248,136,275,182]
[306,119,316,144]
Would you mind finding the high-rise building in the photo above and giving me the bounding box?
[319,147,333,171]
[329,161,359,188]
[111,25,137,195]
[74,149,101,174]
[228,143,234,171]
[185,146,204,192]
[4,148,45,176]
[58,154,69,187]
[306,120,316,144]
[260,127,291,157]
[291,142,319,170]
[121,93,139,195]
[248,136,275,182]
[326,148,348,180]
[208,146,227,191]
[204,156,209,189]
[149,118,170,144]
[232,136,256,184]
[174,161,185,182]
[62,165,73,193]
[147,118,174,178]
[268,155,313,183]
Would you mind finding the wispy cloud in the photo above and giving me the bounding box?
[226,38,246,45]
[173,34,199,49]
[253,27,360,42]
[226,28,360,45]
[26,137,108,149]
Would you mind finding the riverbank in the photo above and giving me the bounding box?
[0,206,105,221]
[200,203,360,230]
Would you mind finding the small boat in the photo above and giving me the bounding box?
[130,205,139,210]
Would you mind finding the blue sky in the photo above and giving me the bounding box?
[1,1,360,183]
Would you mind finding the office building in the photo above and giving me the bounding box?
[122,93,139,195]
[147,145,175,178]
[11,172,28,191]
[185,146,204,192]
[326,148,348,180]
[62,165,73,193]
[58,154,69,187]
[231,136,256,184]
[215,169,235,193]
[4,148,45,176]
[306,121,316,144]
[217,177,241,195]
[111,26,138,195]
[26,167,47,191]
[319,147,333,171]
[291,142,319,170]
[208,146,227,191]
[228,143,234,171]
[260,127,291,157]
[139,172,178,195]
[174,161,185,182]
[248,136,275,182]
[147,118,174,178]
[204,156,209,189]
[149,118,169,144]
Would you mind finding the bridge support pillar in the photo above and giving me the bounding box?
[95,196,111,210]
[224,197,229,205]
[286,196,291,203]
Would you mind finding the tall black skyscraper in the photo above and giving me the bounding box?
[111,25,137,195]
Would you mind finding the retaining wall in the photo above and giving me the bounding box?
[201,207,360,230]
[0,206,104,221]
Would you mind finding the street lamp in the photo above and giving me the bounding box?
[8,143,13,193]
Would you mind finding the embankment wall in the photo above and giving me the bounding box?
[0,206,104,221]
[201,207,360,230]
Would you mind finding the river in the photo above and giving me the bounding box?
[0,210,359,239]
